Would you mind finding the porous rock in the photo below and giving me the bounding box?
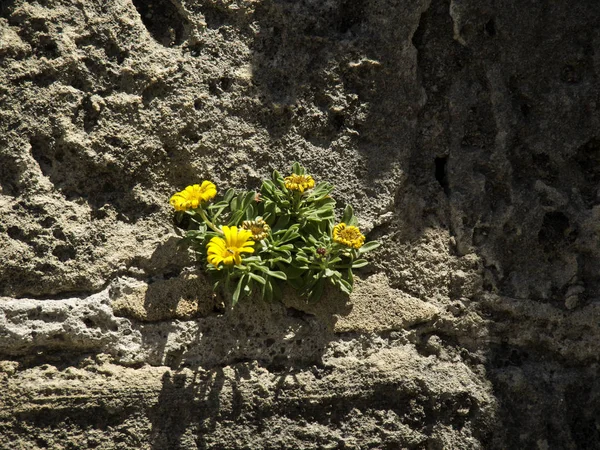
[1,0,599,448]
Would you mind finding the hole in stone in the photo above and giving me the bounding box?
[209,80,221,96]
[52,245,76,262]
[0,156,20,196]
[30,136,53,177]
[538,211,574,251]
[202,4,229,29]
[338,0,366,33]
[220,77,233,92]
[435,156,450,195]
[7,226,25,241]
[131,0,188,47]
[484,18,496,37]
[40,217,56,228]
[331,113,345,130]
[52,228,66,240]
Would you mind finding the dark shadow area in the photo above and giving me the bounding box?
[407,0,600,448]
[143,303,347,449]
[130,232,354,370]
[246,0,421,178]
[135,284,350,371]
[147,344,479,450]
[27,133,159,223]
[484,345,600,450]
[0,150,24,197]
[434,156,450,196]
[149,371,200,450]
[131,0,190,47]
[139,242,354,448]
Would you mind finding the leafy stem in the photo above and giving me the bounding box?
[171,163,380,305]
[196,207,222,234]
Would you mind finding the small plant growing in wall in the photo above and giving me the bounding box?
[170,163,379,306]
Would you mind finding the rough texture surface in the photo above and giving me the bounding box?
[0,0,599,448]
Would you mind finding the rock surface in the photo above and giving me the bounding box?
[1,0,599,448]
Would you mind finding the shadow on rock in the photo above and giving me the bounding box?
[248,0,424,177]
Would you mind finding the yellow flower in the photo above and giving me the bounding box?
[242,218,270,241]
[170,181,217,211]
[207,226,255,267]
[332,223,365,249]
[284,174,315,193]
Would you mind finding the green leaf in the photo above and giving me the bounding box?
[242,256,261,263]
[285,265,307,279]
[223,189,236,203]
[261,180,277,197]
[273,214,291,230]
[337,278,353,295]
[358,241,380,254]
[291,162,304,175]
[265,270,287,280]
[273,170,287,190]
[288,277,305,290]
[248,273,266,285]
[262,279,273,302]
[351,259,368,268]
[245,202,258,220]
[228,210,244,226]
[308,278,325,302]
[278,225,301,244]
[232,275,246,306]
[230,195,239,212]
[324,268,338,278]
[316,209,335,220]
[305,182,334,201]
[341,204,354,224]
[241,191,256,211]
[262,200,277,224]
[296,255,310,264]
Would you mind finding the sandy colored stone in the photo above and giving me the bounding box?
[334,273,440,333]
[110,270,217,321]
[0,344,495,450]
[283,273,440,333]
[0,0,599,448]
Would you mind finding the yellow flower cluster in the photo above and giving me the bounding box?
[169,181,217,211]
[207,225,255,267]
[332,223,365,249]
[284,174,315,193]
[242,218,270,241]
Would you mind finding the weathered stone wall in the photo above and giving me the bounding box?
[1,0,598,448]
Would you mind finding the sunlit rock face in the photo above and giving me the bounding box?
[1,0,599,448]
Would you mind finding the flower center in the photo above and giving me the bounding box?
[242,219,270,241]
[287,175,308,184]
[333,223,365,249]
[284,174,315,192]
[339,228,361,241]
